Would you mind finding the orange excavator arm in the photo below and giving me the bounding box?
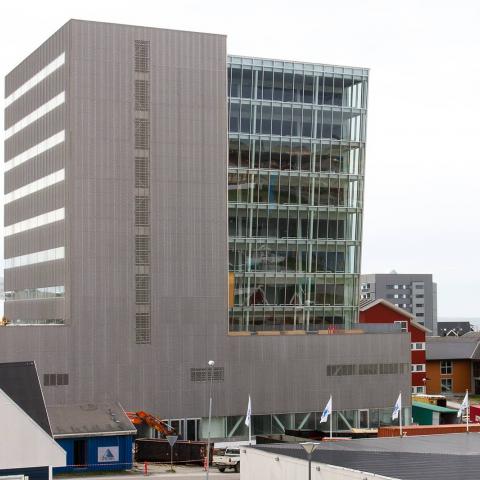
[127,410,176,438]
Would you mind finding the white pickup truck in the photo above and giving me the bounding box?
[212,447,241,473]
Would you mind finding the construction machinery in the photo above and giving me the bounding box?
[127,410,176,438]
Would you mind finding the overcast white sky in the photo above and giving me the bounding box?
[1,0,479,317]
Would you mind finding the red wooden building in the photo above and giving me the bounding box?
[359,298,430,394]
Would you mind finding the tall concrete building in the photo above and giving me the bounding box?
[360,273,437,335]
[1,20,410,440]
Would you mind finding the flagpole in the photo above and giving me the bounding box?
[467,389,469,433]
[249,396,252,445]
[399,391,403,437]
[330,396,333,439]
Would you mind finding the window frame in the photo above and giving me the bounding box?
[441,360,452,375]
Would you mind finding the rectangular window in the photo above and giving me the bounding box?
[411,343,426,351]
[4,207,65,237]
[5,52,65,107]
[411,364,426,373]
[5,92,65,140]
[135,157,149,188]
[135,235,150,265]
[359,364,378,375]
[135,274,150,304]
[43,373,68,386]
[326,364,356,376]
[441,378,452,393]
[379,363,399,374]
[135,80,150,111]
[411,386,426,394]
[416,294,424,299]
[4,168,65,204]
[190,367,225,382]
[5,246,65,269]
[135,312,151,344]
[135,119,150,149]
[134,40,150,73]
[135,196,150,226]
[441,360,452,375]
[416,313,424,317]
[5,130,65,172]
[394,321,408,332]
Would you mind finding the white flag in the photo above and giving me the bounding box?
[392,393,402,420]
[245,395,252,427]
[458,391,469,418]
[320,396,332,423]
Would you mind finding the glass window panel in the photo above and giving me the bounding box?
[229,68,241,97]
[283,73,294,102]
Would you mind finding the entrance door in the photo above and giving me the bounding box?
[359,409,369,429]
[73,439,87,467]
[186,418,200,441]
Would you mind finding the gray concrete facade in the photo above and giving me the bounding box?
[2,20,410,436]
[361,273,437,335]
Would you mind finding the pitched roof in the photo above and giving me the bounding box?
[0,361,52,436]
[426,336,480,360]
[253,434,480,480]
[359,298,431,333]
[48,402,136,438]
[0,388,65,469]
[438,322,474,336]
[412,401,457,413]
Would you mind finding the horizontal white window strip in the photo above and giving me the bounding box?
[4,53,65,108]
[4,207,65,237]
[5,246,64,269]
[5,131,65,172]
[4,92,65,140]
[4,169,65,205]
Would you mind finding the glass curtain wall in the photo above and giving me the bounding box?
[228,56,368,332]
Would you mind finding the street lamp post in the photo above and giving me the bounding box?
[205,360,215,480]
[300,442,319,480]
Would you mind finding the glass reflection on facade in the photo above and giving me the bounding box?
[228,56,368,332]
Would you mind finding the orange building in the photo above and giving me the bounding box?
[426,336,480,395]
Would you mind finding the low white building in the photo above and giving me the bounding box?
[241,435,480,480]
[240,446,390,480]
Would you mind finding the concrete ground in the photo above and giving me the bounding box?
[56,463,239,480]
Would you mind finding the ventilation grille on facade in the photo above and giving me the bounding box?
[135,235,150,265]
[135,119,150,149]
[135,40,150,73]
[135,312,151,344]
[136,274,150,304]
[135,80,150,111]
[135,157,150,188]
[190,367,225,382]
[43,373,69,386]
[135,196,150,226]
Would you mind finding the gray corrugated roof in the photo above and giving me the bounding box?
[254,435,480,480]
[48,402,136,438]
[426,337,480,360]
